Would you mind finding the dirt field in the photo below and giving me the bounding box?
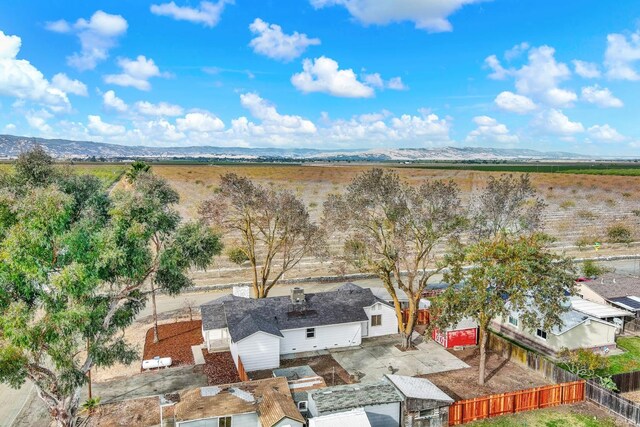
[125,163,640,287]
[142,320,203,368]
[423,347,552,400]
[203,352,241,385]
[83,397,161,427]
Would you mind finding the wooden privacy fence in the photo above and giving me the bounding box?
[448,381,586,426]
[402,308,430,325]
[237,356,249,382]
[587,380,640,425]
[612,371,640,393]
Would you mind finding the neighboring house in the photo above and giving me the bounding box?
[200,283,398,372]
[307,381,404,427]
[272,365,327,414]
[385,374,454,427]
[570,296,633,331]
[173,377,304,427]
[492,302,618,356]
[308,408,372,427]
[370,288,431,325]
[577,274,640,307]
[431,318,478,349]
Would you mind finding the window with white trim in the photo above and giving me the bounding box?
[508,315,518,327]
[219,416,232,427]
[536,329,547,340]
[371,314,382,327]
[298,401,308,411]
[306,328,315,338]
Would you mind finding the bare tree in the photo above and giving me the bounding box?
[199,173,326,298]
[323,169,465,350]
[470,174,545,240]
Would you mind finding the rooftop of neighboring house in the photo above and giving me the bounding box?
[309,408,372,427]
[580,273,640,299]
[385,374,454,403]
[308,381,403,415]
[570,296,634,318]
[174,377,304,427]
[608,295,640,312]
[200,283,391,342]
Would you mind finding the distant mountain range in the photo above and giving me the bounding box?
[0,134,594,161]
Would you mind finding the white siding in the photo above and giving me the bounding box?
[364,403,401,427]
[203,327,229,350]
[364,303,398,338]
[236,332,281,371]
[280,323,362,354]
[177,412,259,427]
[274,418,304,427]
[230,340,239,365]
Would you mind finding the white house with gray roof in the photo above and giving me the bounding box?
[200,283,398,371]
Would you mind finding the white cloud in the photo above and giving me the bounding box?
[466,115,518,144]
[26,110,53,134]
[605,31,640,80]
[572,60,601,78]
[494,91,537,114]
[102,90,128,113]
[363,73,408,90]
[239,92,317,134]
[532,109,584,136]
[47,11,128,71]
[51,73,88,96]
[0,31,71,110]
[129,119,185,142]
[310,0,484,33]
[587,124,625,142]
[581,85,623,108]
[176,111,225,132]
[504,42,529,61]
[291,56,375,98]
[486,45,576,107]
[249,18,320,62]
[87,115,125,136]
[135,101,184,116]
[150,1,232,27]
[104,56,165,91]
[3,123,16,133]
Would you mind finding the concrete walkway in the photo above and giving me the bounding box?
[330,335,469,382]
[191,345,206,365]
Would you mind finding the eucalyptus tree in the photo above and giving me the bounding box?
[0,149,221,426]
[323,168,465,350]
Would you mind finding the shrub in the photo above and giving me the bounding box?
[560,200,575,210]
[607,224,633,243]
[576,210,598,220]
[575,235,600,249]
[226,247,249,265]
[581,260,611,278]
[622,192,632,198]
[309,202,318,208]
[632,209,640,217]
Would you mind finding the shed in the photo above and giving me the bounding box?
[386,374,454,427]
[432,318,478,349]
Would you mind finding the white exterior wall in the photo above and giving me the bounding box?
[235,332,281,371]
[364,403,401,427]
[280,323,362,354]
[230,340,239,365]
[177,412,258,427]
[364,303,398,338]
[203,327,229,349]
[274,418,304,427]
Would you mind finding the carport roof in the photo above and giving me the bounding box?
[385,375,454,403]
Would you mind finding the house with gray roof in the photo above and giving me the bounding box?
[492,299,619,356]
[200,283,398,371]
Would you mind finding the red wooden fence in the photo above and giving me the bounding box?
[448,380,585,425]
[402,308,430,325]
[237,356,249,382]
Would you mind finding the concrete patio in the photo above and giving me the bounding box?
[329,334,469,382]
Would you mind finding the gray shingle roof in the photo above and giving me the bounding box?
[200,284,389,342]
[309,381,403,414]
[582,274,640,299]
[385,375,454,403]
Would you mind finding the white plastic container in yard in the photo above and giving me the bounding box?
[142,356,172,370]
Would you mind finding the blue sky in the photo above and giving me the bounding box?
[1,0,640,155]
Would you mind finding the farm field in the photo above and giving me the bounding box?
[0,162,126,188]
[142,162,640,285]
[397,162,640,175]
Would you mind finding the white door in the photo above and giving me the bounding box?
[361,321,369,337]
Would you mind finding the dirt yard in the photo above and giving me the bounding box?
[250,354,352,386]
[622,389,640,403]
[83,397,161,427]
[424,347,552,400]
[142,320,203,369]
[203,352,241,385]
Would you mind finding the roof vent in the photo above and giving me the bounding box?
[291,287,305,305]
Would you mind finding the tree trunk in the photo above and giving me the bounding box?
[151,281,159,343]
[399,297,418,350]
[478,325,488,386]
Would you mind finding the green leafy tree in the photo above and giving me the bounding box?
[581,260,611,278]
[323,169,465,350]
[432,233,576,385]
[124,160,151,183]
[112,172,223,343]
[0,151,221,427]
[199,173,326,298]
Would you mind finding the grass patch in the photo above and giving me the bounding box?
[68,164,126,188]
[465,408,618,426]
[606,337,640,375]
